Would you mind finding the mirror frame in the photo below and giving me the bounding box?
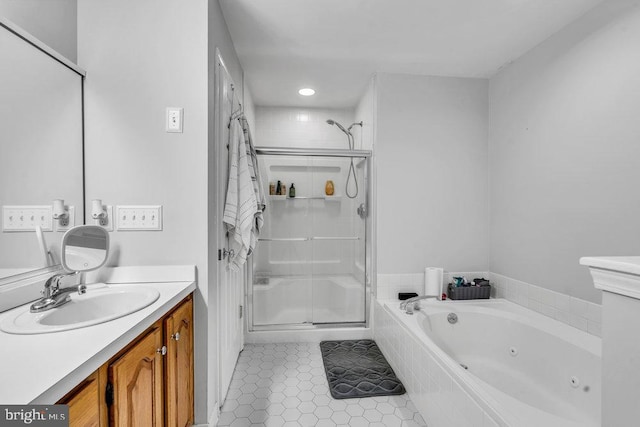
[0,17,86,285]
[61,226,109,273]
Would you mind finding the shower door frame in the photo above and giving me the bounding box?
[247,147,372,332]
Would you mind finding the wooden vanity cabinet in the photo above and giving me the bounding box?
[164,296,194,427]
[58,368,107,427]
[58,294,193,427]
[108,323,165,426]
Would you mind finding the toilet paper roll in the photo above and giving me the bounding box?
[425,267,444,299]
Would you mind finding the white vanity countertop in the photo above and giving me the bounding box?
[580,256,640,276]
[0,278,195,404]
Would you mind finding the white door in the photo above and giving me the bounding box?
[214,50,245,404]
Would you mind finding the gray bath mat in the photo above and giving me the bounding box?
[320,339,406,399]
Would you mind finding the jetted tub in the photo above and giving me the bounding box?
[378,299,601,426]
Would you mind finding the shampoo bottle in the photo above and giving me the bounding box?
[325,180,335,196]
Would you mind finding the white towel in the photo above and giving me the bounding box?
[241,117,266,246]
[223,119,258,271]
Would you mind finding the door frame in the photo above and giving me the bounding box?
[213,48,245,406]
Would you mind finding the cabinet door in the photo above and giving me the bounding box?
[58,370,101,427]
[108,325,164,427]
[164,297,194,427]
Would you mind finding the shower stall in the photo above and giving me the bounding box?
[248,147,370,331]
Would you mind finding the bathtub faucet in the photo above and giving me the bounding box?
[400,295,439,315]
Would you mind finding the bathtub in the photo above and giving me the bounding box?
[375,298,601,427]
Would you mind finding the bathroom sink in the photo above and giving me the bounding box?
[0,284,160,334]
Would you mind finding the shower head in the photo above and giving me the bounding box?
[347,121,363,132]
[326,119,349,135]
[326,119,360,198]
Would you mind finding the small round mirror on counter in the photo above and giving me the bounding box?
[61,225,109,272]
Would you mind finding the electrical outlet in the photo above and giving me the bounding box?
[94,205,114,231]
[166,107,183,133]
[2,206,53,232]
[116,205,162,231]
[55,206,75,232]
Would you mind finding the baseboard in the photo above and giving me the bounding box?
[192,401,219,427]
[208,403,220,427]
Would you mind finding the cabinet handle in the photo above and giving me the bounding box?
[157,345,167,356]
[171,332,180,341]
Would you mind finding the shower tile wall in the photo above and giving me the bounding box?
[255,107,356,149]
[251,107,368,326]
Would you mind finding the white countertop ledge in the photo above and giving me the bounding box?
[0,266,196,404]
[580,256,640,276]
[581,256,640,300]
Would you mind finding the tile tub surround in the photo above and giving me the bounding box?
[377,271,602,337]
[373,301,500,427]
[489,273,602,337]
[218,342,426,427]
[376,272,490,300]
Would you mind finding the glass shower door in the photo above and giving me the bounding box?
[310,156,366,324]
[250,152,367,329]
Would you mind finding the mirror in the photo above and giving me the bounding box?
[0,19,84,282]
[61,226,109,273]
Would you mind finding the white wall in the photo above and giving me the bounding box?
[0,0,77,62]
[354,77,376,152]
[242,85,256,134]
[255,106,355,149]
[354,76,377,297]
[78,0,247,422]
[375,72,489,276]
[489,0,640,304]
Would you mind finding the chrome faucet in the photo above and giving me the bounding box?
[30,272,86,313]
[400,295,439,315]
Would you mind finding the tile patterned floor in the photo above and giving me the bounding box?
[218,342,427,427]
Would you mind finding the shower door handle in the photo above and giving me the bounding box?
[219,248,235,260]
[357,203,367,219]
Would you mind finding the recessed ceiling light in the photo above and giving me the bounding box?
[298,88,315,96]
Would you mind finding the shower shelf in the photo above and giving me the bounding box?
[258,236,360,242]
[268,195,341,201]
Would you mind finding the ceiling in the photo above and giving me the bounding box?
[220,0,603,109]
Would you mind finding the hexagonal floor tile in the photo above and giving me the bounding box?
[218,343,427,427]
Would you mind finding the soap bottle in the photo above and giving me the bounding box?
[325,180,335,196]
[289,183,296,198]
[276,180,282,195]
[280,183,287,196]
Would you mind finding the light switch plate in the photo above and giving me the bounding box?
[2,206,53,232]
[116,205,162,231]
[166,107,183,133]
